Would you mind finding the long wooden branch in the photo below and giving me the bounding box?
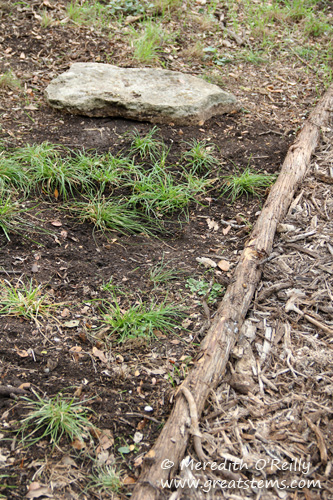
[132,84,333,500]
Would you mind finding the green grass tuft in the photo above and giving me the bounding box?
[127,126,163,161]
[67,195,154,236]
[0,192,40,241]
[130,19,172,63]
[182,139,219,174]
[0,155,29,193]
[101,295,184,343]
[87,465,122,495]
[18,391,95,448]
[221,166,277,202]
[12,142,91,199]
[0,70,21,91]
[148,254,181,285]
[71,150,131,193]
[127,162,204,218]
[0,279,59,322]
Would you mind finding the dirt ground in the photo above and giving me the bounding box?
[0,1,332,499]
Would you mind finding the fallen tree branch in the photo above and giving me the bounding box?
[257,280,293,302]
[132,84,333,500]
[0,385,28,397]
[180,386,242,481]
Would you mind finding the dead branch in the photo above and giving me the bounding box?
[0,385,28,397]
[257,281,293,302]
[132,84,333,500]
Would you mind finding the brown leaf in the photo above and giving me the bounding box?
[134,455,143,467]
[207,218,219,231]
[18,382,31,390]
[92,347,107,363]
[46,358,58,372]
[26,486,53,498]
[15,346,29,358]
[123,476,136,485]
[137,420,147,431]
[73,385,83,397]
[69,346,82,353]
[24,104,38,111]
[217,259,230,271]
[222,225,231,235]
[98,429,114,450]
[50,220,62,227]
[54,188,59,200]
[61,308,70,318]
[27,482,40,491]
[43,0,55,8]
[196,257,217,268]
[71,439,85,450]
[61,455,77,467]
[64,320,80,328]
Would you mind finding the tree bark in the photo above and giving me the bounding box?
[132,84,333,500]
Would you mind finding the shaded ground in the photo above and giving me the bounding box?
[0,1,332,499]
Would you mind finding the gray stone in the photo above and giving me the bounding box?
[45,63,240,125]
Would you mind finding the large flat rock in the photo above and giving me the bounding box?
[45,63,240,125]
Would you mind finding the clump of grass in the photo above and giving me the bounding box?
[148,254,180,285]
[18,390,95,448]
[101,296,184,343]
[303,13,332,37]
[221,166,277,202]
[12,141,60,166]
[182,170,215,193]
[0,279,57,322]
[12,142,91,199]
[40,9,54,28]
[0,192,37,240]
[71,150,131,193]
[66,0,105,26]
[190,12,218,30]
[87,465,122,495]
[182,139,219,174]
[68,196,154,236]
[0,156,29,193]
[181,41,205,61]
[0,70,21,91]
[153,0,183,14]
[130,19,170,63]
[128,126,163,161]
[239,49,269,65]
[127,163,204,218]
[107,0,154,17]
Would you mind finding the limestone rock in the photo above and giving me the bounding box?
[45,63,240,125]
